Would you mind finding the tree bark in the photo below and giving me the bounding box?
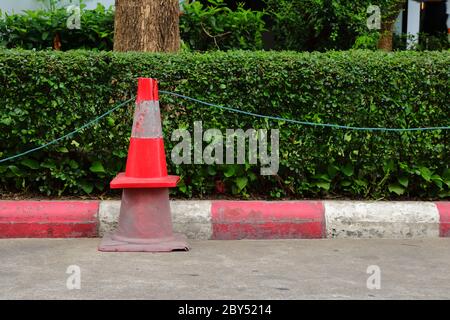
[114,0,180,52]
[378,25,394,51]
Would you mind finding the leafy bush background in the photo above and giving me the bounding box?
[180,0,266,51]
[1,1,447,52]
[0,1,266,52]
[0,49,449,199]
[265,0,370,51]
[0,4,114,50]
[264,0,449,51]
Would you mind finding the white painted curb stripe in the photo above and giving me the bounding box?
[98,200,212,240]
[171,201,212,240]
[324,201,440,239]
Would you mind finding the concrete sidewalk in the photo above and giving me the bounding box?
[1,238,450,299]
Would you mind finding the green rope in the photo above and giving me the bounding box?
[0,97,134,164]
[0,90,448,164]
[160,91,450,132]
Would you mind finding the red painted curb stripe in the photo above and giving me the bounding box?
[211,201,325,240]
[0,201,99,238]
[437,202,450,238]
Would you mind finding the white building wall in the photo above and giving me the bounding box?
[393,10,404,35]
[406,0,421,49]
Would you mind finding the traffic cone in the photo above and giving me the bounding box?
[98,78,189,252]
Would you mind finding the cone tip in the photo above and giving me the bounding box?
[136,78,159,103]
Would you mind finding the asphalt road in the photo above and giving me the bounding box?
[1,238,450,299]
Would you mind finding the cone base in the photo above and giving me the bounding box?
[110,172,180,189]
[98,233,189,252]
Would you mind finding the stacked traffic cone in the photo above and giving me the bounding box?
[98,78,189,252]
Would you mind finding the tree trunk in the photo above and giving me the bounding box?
[377,0,407,52]
[378,25,394,51]
[114,0,180,52]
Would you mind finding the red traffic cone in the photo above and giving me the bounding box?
[98,78,189,252]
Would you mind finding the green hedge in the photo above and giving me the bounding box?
[0,49,449,199]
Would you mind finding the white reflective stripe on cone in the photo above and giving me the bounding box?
[131,101,163,138]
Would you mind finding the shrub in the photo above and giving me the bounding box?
[0,1,266,52]
[393,32,450,51]
[180,0,266,51]
[0,49,448,199]
[0,4,114,50]
[265,0,409,51]
[265,0,369,51]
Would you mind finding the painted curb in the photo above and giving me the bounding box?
[437,202,450,237]
[211,201,325,240]
[0,200,448,239]
[0,201,98,238]
[324,201,440,239]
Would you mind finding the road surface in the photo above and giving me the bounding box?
[1,238,449,299]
